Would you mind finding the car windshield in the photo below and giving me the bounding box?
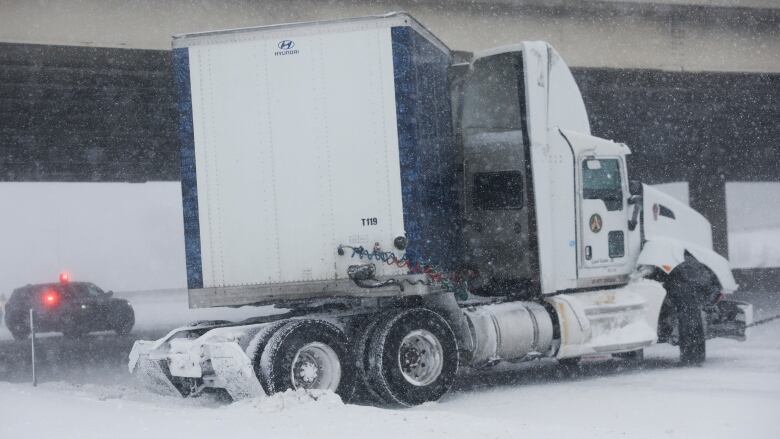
[61,283,103,298]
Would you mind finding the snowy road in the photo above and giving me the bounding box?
[0,291,778,439]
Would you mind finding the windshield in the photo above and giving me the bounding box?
[583,158,623,211]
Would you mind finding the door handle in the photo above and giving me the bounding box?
[585,245,592,260]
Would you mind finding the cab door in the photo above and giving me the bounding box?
[578,157,630,278]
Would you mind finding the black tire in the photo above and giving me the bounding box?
[259,319,355,399]
[10,328,30,341]
[558,357,581,367]
[349,316,384,404]
[7,314,31,341]
[248,320,291,394]
[366,308,459,407]
[613,349,644,362]
[557,357,582,376]
[114,307,135,336]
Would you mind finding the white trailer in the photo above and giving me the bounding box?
[130,13,752,406]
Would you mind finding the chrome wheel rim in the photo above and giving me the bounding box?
[291,342,341,391]
[398,329,444,386]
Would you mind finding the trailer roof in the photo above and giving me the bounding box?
[171,12,450,55]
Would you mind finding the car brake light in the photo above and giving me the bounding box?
[42,290,60,307]
[59,272,70,284]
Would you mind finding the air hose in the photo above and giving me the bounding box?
[339,244,470,300]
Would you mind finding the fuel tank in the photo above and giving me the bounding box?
[463,301,554,366]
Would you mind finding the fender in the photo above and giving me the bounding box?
[637,237,738,293]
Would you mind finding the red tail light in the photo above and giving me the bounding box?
[42,290,60,307]
[59,272,70,284]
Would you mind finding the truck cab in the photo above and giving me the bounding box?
[457,42,734,298]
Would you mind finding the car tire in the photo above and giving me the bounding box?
[114,307,135,336]
[366,308,459,407]
[259,319,355,400]
[10,328,30,341]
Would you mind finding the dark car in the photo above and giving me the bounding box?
[4,278,134,340]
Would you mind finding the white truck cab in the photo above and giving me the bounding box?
[460,42,736,296]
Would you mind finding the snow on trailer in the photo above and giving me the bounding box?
[130,12,752,407]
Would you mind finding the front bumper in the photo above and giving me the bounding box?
[706,299,753,341]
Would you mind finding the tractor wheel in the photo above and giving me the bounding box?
[366,308,459,407]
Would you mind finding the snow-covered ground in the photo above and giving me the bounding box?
[1,301,778,439]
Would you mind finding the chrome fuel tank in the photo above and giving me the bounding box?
[463,301,554,366]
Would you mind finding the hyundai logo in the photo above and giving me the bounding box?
[278,40,295,50]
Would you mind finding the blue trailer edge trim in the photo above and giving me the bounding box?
[172,48,203,289]
[391,26,460,271]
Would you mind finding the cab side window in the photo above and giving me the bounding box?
[582,159,624,211]
[473,171,524,210]
[63,284,87,299]
[85,284,104,297]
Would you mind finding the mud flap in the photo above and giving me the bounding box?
[706,299,753,341]
[129,341,185,398]
[204,342,266,400]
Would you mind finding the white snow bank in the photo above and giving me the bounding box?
[726,182,780,268]
[729,227,780,269]
[229,389,343,413]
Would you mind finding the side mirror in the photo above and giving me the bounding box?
[105,290,114,298]
[627,195,642,231]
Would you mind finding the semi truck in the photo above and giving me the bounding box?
[129,13,752,406]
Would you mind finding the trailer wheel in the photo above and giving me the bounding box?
[366,308,458,407]
[259,319,354,399]
[248,320,291,393]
